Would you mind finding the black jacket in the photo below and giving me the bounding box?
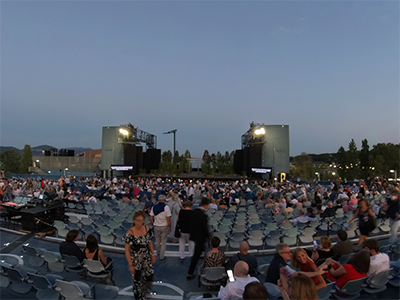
[265,253,287,285]
[60,241,84,262]
[189,208,209,243]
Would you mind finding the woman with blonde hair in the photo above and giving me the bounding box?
[291,248,326,290]
[278,273,319,300]
[123,210,156,300]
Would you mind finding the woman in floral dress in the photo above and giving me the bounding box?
[123,210,156,300]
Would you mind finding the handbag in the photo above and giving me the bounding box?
[175,222,181,238]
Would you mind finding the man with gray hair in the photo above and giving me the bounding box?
[150,195,171,262]
[264,243,293,300]
[218,261,259,300]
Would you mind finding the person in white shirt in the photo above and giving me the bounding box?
[282,209,317,226]
[150,195,171,262]
[363,239,390,287]
[218,261,259,300]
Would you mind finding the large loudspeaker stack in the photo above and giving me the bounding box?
[143,149,161,173]
[234,149,244,174]
[234,145,262,176]
[249,145,262,168]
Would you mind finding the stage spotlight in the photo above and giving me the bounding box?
[254,128,265,135]
[119,128,129,136]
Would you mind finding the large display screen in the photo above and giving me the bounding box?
[251,168,272,174]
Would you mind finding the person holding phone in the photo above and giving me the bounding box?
[218,261,259,300]
[311,236,334,265]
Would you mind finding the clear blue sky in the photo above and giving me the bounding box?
[1,1,398,157]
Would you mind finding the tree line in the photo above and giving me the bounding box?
[291,140,399,180]
[0,145,33,174]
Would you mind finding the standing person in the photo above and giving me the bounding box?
[178,200,194,262]
[349,199,376,251]
[123,210,156,300]
[382,191,400,244]
[150,195,171,262]
[167,193,182,243]
[186,197,210,280]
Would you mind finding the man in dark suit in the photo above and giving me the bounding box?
[186,197,210,280]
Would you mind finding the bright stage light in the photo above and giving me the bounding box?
[254,128,265,135]
[119,128,129,136]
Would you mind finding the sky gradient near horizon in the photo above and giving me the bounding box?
[1,1,399,158]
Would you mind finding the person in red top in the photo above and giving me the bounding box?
[291,248,326,290]
[321,251,370,290]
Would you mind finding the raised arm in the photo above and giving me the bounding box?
[308,262,327,290]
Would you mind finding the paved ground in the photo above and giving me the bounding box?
[1,229,399,300]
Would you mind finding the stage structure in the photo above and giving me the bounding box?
[101,123,160,177]
[234,122,289,179]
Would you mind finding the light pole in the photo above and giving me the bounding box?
[315,172,320,182]
[163,129,177,155]
[390,170,398,181]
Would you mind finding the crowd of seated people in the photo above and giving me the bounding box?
[1,174,400,300]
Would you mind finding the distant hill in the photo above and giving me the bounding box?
[32,145,57,151]
[0,145,94,156]
[0,146,22,154]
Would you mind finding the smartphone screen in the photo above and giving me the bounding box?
[227,270,235,282]
[313,241,318,248]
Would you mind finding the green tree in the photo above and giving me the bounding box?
[20,144,33,173]
[210,153,217,173]
[291,153,314,179]
[202,150,210,163]
[347,139,359,180]
[0,150,21,173]
[336,146,348,179]
[359,139,370,178]
[173,150,180,165]
[184,150,191,172]
[216,151,224,173]
[202,150,213,175]
[159,150,174,173]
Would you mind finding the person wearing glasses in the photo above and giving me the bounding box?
[264,243,293,300]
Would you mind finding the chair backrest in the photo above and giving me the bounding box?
[338,254,351,265]
[317,280,336,300]
[55,279,84,298]
[1,266,23,282]
[42,251,60,263]
[338,277,365,294]
[368,269,392,288]
[257,264,269,275]
[202,267,226,281]
[83,259,105,273]
[27,272,51,290]
[62,254,82,268]
[23,245,39,256]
